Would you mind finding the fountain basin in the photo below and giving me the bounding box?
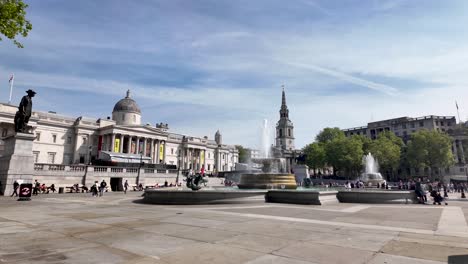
[238,173,297,189]
[143,188,266,205]
[265,190,338,205]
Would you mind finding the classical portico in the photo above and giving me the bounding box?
[100,130,167,164]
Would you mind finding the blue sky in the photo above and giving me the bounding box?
[1,0,468,149]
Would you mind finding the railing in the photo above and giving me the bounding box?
[111,167,123,173]
[33,164,178,175]
[94,166,107,172]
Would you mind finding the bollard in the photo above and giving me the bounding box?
[462,191,466,199]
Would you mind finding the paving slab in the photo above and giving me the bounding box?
[273,241,375,264]
[381,239,468,262]
[218,233,295,253]
[367,253,446,264]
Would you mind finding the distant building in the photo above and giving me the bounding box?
[343,115,467,180]
[343,115,456,141]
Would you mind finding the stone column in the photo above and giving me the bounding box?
[459,140,465,164]
[127,136,132,154]
[156,140,161,164]
[136,137,140,154]
[119,134,124,153]
[453,141,459,163]
[162,141,166,164]
[73,133,81,163]
[150,139,154,162]
[0,133,35,196]
[204,150,207,171]
[142,138,147,156]
[111,134,115,152]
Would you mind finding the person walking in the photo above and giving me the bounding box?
[91,181,98,197]
[11,180,19,197]
[99,180,107,197]
[33,180,40,196]
[124,180,129,194]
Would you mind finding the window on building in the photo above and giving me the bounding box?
[122,114,125,121]
[171,148,174,155]
[1,128,7,137]
[442,129,446,132]
[460,168,465,172]
[223,154,225,159]
[52,134,57,143]
[279,129,283,137]
[441,121,445,126]
[33,151,39,163]
[403,131,407,136]
[288,129,291,137]
[402,124,406,129]
[411,123,415,128]
[47,152,56,164]
[419,121,424,127]
[82,136,87,145]
[448,122,452,126]
[36,132,41,141]
[208,153,210,158]
[436,121,439,125]
[66,136,72,144]
[208,164,211,170]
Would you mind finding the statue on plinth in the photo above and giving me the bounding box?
[14,89,36,133]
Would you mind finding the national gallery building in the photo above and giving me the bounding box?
[0,90,239,173]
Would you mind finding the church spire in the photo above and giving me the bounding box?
[280,85,289,119]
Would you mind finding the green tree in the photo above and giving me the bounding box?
[0,0,32,48]
[325,136,363,177]
[406,130,454,178]
[303,142,326,175]
[315,127,345,144]
[235,145,248,163]
[351,134,372,154]
[367,131,403,178]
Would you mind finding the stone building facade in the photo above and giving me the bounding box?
[343,115,467,180]
[0,90,238,173]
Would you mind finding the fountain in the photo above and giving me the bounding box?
[359,153,385,186]
[238,119,297,189]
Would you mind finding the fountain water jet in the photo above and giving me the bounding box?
[359,153,385,186]
[238,119,296,189]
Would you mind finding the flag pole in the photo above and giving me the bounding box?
[8,74,14,104]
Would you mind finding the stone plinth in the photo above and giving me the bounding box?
[265,190,338,205]
[0,133,35,196]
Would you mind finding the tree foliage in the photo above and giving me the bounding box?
[323,134,363,176]
[235,145,248,163]
[0,0,32,48]
[367,131,403,172]
[406,130,454,176]
[303,142,326,173]
[315,127,345,144]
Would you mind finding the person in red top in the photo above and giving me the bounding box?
[200,165,205,177]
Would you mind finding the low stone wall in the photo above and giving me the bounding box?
[143,189,267,205]
[337,190,418,204]
[265,190,338,205]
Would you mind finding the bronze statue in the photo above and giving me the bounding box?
[14,89,36,133]
[184,172,208,191]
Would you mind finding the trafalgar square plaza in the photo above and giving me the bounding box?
[2,1,468,264]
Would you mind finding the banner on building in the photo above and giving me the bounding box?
[201,150,205,165]
[98,136,103,152]
[159,144,164,162]
[114,138,120,153]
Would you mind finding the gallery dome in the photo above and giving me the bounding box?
[112,90,141,114]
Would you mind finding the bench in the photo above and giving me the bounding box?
[337,190,418,204]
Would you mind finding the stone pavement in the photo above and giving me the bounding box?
[1,192,468,263]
